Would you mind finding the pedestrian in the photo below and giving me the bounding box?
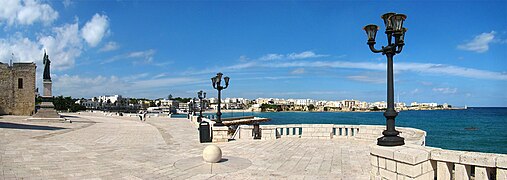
[143,112,147,121]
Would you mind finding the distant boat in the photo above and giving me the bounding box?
[464,127,478,131]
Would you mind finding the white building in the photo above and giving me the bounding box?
[295,99,315,106]
[325,101,342,108]
[98,95,123,105]
[342,100,360,109]
[75,99,99,109]
[371,101,387,109]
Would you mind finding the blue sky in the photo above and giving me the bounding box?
[0,1,506,106]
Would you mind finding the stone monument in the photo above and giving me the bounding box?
[28,52,66,122]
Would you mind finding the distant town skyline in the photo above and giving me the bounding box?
[0,1,506,106]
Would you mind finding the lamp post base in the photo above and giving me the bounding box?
[377,135,405,146]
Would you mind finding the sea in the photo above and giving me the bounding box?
[212,107,507,154]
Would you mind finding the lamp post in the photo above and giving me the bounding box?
[188,99,193,119]
[211,72,230,126]
[197,90,206,122]
[192,98,197,116]
[363,12,407,146]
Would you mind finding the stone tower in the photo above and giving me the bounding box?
[0,62,36,116]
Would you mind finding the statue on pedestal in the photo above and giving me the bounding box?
[28,51,67,122]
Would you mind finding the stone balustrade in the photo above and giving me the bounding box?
[370,144,507,180]
[236,124,426,146]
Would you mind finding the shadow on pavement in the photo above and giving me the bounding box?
[0,122,66,130]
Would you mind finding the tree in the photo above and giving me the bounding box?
[308,104,315,111]
[149,101,156,107]
[260,104,280,112]
[168,94,173,100]
[52,96,86,112]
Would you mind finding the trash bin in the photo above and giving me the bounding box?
[253,123,261,140]
[199,121,211,143]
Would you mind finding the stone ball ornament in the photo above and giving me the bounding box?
[202,145,222,163]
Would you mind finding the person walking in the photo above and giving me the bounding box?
[143,112,147,121]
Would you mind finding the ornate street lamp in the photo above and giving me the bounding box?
[211,72,230,126]
[197,90,206,122]
[192,98,197,115]
[363,12,407,146]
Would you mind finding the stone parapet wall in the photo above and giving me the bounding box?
[370,144,507,180]
[236,124,426,146]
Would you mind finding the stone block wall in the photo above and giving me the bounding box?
[212,126,229,143]
[0,62,36,116]
[371,144,507,180]
[370,144,435,179]
[0,63,12,115]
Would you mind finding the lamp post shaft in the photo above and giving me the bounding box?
[216,88,223,126]
[377,52,404,146]
[199,98,203,118]
[385,54,398,133]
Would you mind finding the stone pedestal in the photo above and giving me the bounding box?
[43,79,52,97]
[27,80,66,122]
[212,126,229,143]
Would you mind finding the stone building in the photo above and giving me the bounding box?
[0,62,36,115]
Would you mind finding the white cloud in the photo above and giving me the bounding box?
[287,51,328,59]
[39,22,82,70]
[457,31,496,53]
[62,0,73,8]
[420,81,433,86]
[256,51,328,61]
[346,75,385,84]
[268,61,507,80]
[0,33,41,64]
[53,74,127,97]
[203,58,507,81]
[102,49,156,64]
[53,74,202,98]
[0,0,58,26]
[0,22,82,70]
[433,87,457,94]
[81,13,109,47]
[128,49,155,59]
[290,68,305,74]
[153,73,167,79]
[410,88,420,95]
[99,41,119,52]
[260,53,284,61]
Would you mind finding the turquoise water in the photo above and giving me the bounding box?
[215,107,507,154]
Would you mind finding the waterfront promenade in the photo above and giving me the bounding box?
[0,113,371,179]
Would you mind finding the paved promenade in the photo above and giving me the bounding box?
[0,113,371,179]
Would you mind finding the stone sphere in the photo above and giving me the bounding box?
[202,145,222,163]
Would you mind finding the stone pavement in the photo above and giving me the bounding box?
[0,113,371,179]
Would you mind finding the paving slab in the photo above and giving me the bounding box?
[0,112,371,179]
